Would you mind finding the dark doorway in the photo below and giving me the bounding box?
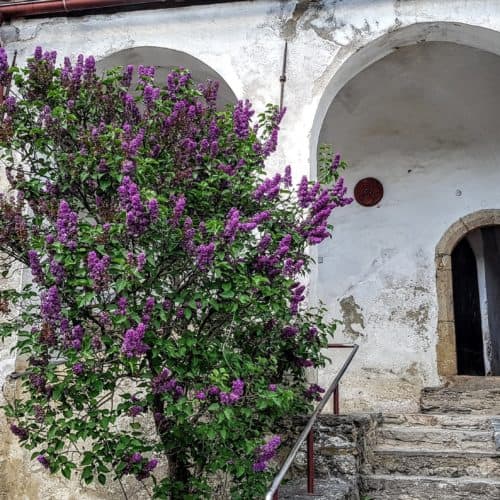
[452,237,485,375]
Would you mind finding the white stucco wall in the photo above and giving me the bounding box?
[3,0,500,420]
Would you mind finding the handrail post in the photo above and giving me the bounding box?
[307,428,314,493]
[333,385,340,415]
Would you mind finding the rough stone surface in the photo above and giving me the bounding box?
[361,475,500,500]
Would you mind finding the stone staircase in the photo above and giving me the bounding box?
[361,376,500,499]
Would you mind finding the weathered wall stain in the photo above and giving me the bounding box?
[339,295,365,339]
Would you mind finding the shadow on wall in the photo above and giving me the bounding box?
[96,46,237,109]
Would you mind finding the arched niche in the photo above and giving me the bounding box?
[310,21,500,173]
[436,210,500,376]
[312,21,500,396]
[96,46,237,108]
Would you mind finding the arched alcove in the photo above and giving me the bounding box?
[315,24,500,405]
[96,46,237,107]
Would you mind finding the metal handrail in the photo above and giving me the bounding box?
[265,343,359,500]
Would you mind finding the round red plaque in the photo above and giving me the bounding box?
[354,178,383,207]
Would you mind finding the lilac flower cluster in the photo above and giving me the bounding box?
[305,383,325,401]
[219,379,245,405]
[60,53,96,89]
[233,100,254,139]
[223,208,240,242]
[166,69,191,97]
[196,242,215,270]
[86,251,110,290]
[37,455,50,469]
[282,325,299,339]
[41,286,61,326]
[118,176,158,236]
[143,84,160,108]
[121,322,149,358]
[0,47,11,86]
[151,368,184,399]
[253,173,281,201]
[122,64,134,87]
[56,200,78,249]
[121,126,145,158]
[283,165,292,187]
[124,452,158,480]
[170,194,186,227]
[129,405,143,417]
[28,250,44,284]
[253,435,281,472]
[138,65,155,83]
[49,257,65,285]
[290,282,305,315]
[70,324,84,350]
[10,424,28,441]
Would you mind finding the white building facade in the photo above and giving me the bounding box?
[1,0,500,445]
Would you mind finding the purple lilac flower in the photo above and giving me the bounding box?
[208,385,220,396]
[268,384,277,392]
[40,286,61,325]
[87,251,110,290]
[275,234,292,258]
[282,325,299,338]
[56,200,78,249]
[283,258,304,276]
[72,363,84,376]
[196,242,215,270]
[138,64,155,82]
[331,152,341,171]
[28,250,44,284]
[220,379,245,405]
[131,452,142,464]
[148,199,159,221]
[162,299,172,310]
[195,391,206,400]
[37,455,50,469]
[258,233,272,251]
[233,100,254,139]
[253,435,281,472]
[151,368,183,398]
[4,96,16,114]
[223,208,240,242]
[71,325,84,350]
[49,257,65,285]
[305,384,325,401]
[137,251,146,271]
[10,424,28,440]
[129,405,143,417]
[0,47,11,86]
[170,195,186,227]
[122,65,134,87]
[143,84,160,108]
[290,283,306,315]
[118,176,155,236]
[253,173,281,201]
[307,326,318,340]
[121,159,136,175]
[182,217,195,253]
[121,323,149,357]
[117,297,128,315]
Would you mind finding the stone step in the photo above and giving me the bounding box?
[378,425,494,451]
[421,378,500,415]
[368,447,500,477]
[277,477,356,499]
[361,474,500,500]
[382,413,493,430]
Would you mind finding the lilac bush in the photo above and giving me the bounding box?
[0,47,351,498]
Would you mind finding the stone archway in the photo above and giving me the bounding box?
[436,209,500,376]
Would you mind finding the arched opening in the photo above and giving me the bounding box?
[315,25,500,403]
[444,223,500,376]
[96,46,237,107]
